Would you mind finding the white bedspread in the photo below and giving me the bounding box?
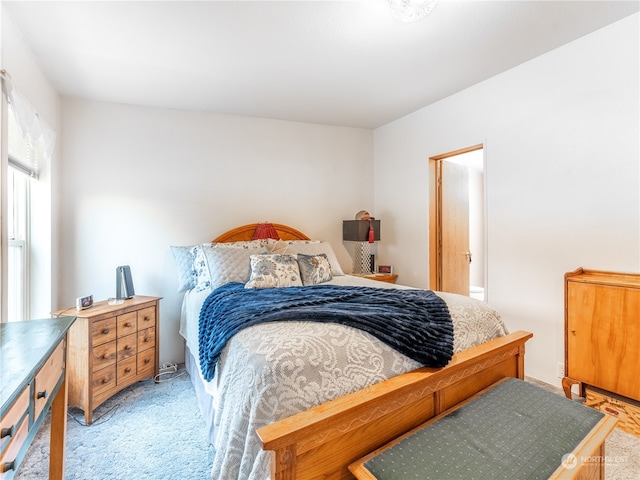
[179,276,507,480]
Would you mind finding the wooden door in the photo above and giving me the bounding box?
[437,160,470,295]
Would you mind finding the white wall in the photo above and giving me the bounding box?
[7,2,637,387]
[1,5,60,319]
[58,98,374,364]
[373,14,640,387]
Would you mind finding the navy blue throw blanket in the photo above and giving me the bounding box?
[198,282,453,381]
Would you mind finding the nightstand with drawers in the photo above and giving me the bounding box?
[357,273,398,284]
[53,296,161,425]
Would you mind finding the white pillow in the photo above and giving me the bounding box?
[272,240,345,276]
[170,245,197,293]
[192,241,272,291]
[245,254,303,289]
[201,245,270,290]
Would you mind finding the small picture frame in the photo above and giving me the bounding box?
[377,265,393,274]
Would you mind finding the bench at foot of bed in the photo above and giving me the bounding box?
[350,377,617,480]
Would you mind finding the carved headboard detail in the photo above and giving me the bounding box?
[212,223,310,243]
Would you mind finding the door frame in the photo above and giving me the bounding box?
[428,143,484,292]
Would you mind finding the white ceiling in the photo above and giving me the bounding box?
[3,1,639,129]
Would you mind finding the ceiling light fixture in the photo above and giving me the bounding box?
[389,0,437,23]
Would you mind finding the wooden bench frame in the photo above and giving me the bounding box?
[258,330,533,480]
[349,377,618,480]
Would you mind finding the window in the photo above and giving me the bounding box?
[1,71,55,322]
[7,103,39,321]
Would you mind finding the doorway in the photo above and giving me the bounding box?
[429,144,485,299]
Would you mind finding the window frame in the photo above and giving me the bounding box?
[6,164,31,321]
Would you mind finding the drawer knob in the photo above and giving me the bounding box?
[144,358,150,364]
[102,377,111,384]
[124,345,132,351]
[0,425,15,439]
[102,353,110,360]
[125,367,132,373]
[37,390,48,400]
[144,337,150,343]
[144,316,150,321]
[1,460,16,473]
[102,328,110,335]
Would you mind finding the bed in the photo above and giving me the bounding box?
[173,223,532,480]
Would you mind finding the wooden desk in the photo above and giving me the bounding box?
[0,316,76,480]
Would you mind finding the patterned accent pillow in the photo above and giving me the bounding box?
[170,245,197,293]
[269,240,345,276]
[202,246,270,290]
[245,254,303,289]
[192,245,211,291]
[220,239,271,249]
[267,239,320,254]
[297,253,332,286]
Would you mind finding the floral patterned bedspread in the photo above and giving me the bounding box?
[180,275,507,480]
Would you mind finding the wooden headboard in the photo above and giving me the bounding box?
[212,223,310,243]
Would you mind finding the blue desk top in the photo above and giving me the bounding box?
[0,316,76,415]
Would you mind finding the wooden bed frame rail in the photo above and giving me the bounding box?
[258,330,533,480]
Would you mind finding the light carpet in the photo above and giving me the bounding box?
[13,371,639,479]
[14,367,213,479]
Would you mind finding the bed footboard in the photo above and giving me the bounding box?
[257,330,533,480]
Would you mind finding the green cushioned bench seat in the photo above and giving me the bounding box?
[350,378,617,480]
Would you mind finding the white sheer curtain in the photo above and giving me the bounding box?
[1,68,57,322]
[1,69,56,162]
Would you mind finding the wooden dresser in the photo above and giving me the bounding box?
[0,316,75,480]
[54,296,161,424]
[563,268,640,435]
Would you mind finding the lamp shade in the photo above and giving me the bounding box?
[252,222,280,240]
[342,220,380,242]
